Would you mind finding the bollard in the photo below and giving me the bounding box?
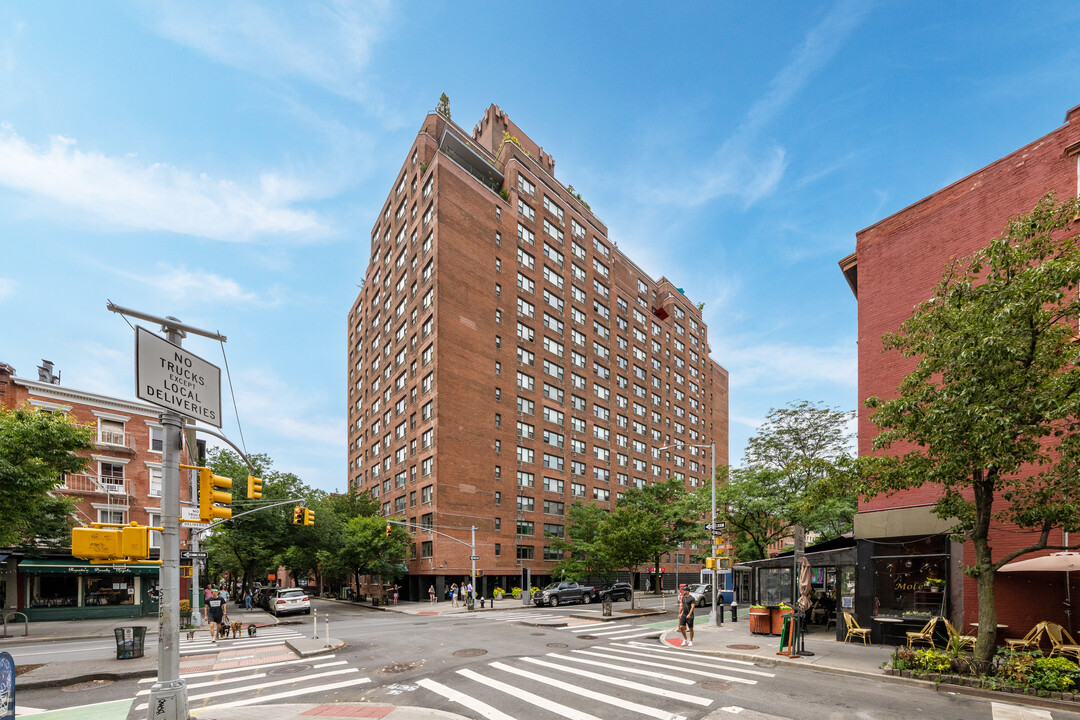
[730,601,738,622]
[480,596,485,608]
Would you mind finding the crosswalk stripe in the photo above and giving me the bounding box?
[458,668,603,720]
[136,672,268,695]
[520,656,712,707]
[138,654,339,682]
[569,649,757,685]
[601,630,662,641]
[137,668,361,709]
[626,641,761,666]
[612,645,774,677]
[180,639,298,654]
[417,677,519,720]
[490,662,687,720]
[570,623,630,634]
[991,702,1053,720]
[201,676,372,710]
[548,652,697,685]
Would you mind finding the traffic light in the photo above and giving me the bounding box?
[247,475,263,499]
[714,536,724,551]
[704,557,715,569]
[293,507,305,525]
[121,524,150,559]
[72,527,122,560]
[303,508,315,526]
[183,465,233,522]
[386,523,392,537]
[718,557,731,570]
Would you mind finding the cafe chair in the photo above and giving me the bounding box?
[1044,622,1080,661]
[1004,622,1046,651]
[942,619,976,651]
[906,616,939,650]
[843,612,872,646]
[825,611,837,632]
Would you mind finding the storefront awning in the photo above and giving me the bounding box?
[854,506,955,539]
[18,559,159,575]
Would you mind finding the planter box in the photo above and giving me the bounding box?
[769,607,787,635]
[748,608,770,635]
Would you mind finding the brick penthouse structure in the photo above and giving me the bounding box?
[0,360,199,620]
[347,105,729,599]
[841,104,1080,643]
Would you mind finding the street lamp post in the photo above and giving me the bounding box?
[660,441,718,627]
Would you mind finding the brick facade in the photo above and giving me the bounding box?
[347,105,729,597]
[845,104,1080,637]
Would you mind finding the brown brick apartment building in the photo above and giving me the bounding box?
[840,104,1080,643]
[0,360,198,620]
[347,105,729,599]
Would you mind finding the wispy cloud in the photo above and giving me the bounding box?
[149,0,393,106]
[231,366,344,452]
[0,278,15,302]
[722,339,857,392]
[0,125,328,241]
[642,0,868,208]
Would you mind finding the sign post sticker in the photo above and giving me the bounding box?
[135,326,222,427]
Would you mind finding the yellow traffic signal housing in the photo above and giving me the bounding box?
[718,556,732,570]
[386,523,392,537]
[73,527,122,560]
[303,508,315,526]
[198,468,232,522]
[293,507,305,525]
[704,557,716,569]
[121,524,150,559]
[247,475,263,500]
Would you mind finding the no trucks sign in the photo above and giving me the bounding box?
[136,326,222,427]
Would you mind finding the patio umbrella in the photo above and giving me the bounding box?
[999,552,1080,633]
[798,555,813,612]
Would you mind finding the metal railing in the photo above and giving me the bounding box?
[2,611,28,637]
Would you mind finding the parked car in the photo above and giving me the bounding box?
[534,581,597,607]
[599,582,633,602]
[270,588,311,616]
[684,583,713,609]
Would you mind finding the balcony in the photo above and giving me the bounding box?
[60,474,132,507]
[96,430,135,452]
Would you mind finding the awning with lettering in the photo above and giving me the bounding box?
[17,559,159,575]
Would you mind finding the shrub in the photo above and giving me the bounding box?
[913,649,951,674]
[891,646,916,671]
[998,651,1040,685]
[1030,656,1080,692]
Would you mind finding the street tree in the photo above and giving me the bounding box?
[715,465,797,561]
[0,405,94,548]
[620,478,708,592]
[340,516,410,600]
[862,194,1080,662]
[598,505,666,609]
[550,502,615,583]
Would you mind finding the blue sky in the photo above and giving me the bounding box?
[3,2,1079,492]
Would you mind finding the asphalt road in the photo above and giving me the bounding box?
[14,598,1080,720]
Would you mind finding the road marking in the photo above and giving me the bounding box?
[549,652,697,685]
[199,676,373,710]
[138,654,338,682]
[600,629,661,641]
[624,642,764,668]
[136,672,269,695]
[991,703,1053,720]
[137,668,361,709]
[607,645,774,677]
[571,623,632,634]
[417,677,519,720]
[180,639,299,655]
[14,706,48,715]
[569,648,758,685]
[521,656,712,706]
[458,668,603,720]
[490,662,687,720]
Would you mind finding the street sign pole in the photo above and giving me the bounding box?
[146,321,188,720]
[470,526,477,611]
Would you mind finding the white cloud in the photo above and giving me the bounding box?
[0,278,15,302]
[721,340,857,392]
[640,0,868,208]
[149,0,393,105]
[230,366,344,452]
[0,125,327,241]
[145,266,258,304]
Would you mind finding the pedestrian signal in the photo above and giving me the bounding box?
[293,507,305,525]
[704,557,715,569]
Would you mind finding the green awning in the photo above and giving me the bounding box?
[18,559,160,575]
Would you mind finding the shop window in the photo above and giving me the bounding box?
[29,574,78,608]
[871,537,949,620]
[85,574,135,605]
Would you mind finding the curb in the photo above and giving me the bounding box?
[286,638,347,658]
[16,666,158,691]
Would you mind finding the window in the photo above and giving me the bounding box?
[518,272,535,293]
[544,476,564,493]
[517,297,535,318]
[517,495,535,512]
[516,545,534,560]
[518,174,535,196]
[543,265,563,290]
[543,453,564,471]
[421,457,433,475]
[98,419,125,446]
[517,322,534,342]
[517,347,535,366]
[149,426,163,453]
[593,488,610,502]
[544,500,565,515]
[571,240,586,260]
[543,219,563,244]
[516,371,534,391]
[518,199,535,221]
[517,520,534,536]
[543,429,564,448]
[99,461,125,487]
[543,195,564,223]
[544,242,564,266]
[517,396,535,414]
[571,482,585,497]
[571,460,585,475]
[543,383,564,403]
[516,446,534,463]
[517,223,535,245]
[148,466,162,497]
[543,289,563,313]
[517,421,535,440]
[572,219,585,238]
[544,406,564,424]
[544,546,564,561]
[543,313,564,335]
[517,248,535,270]
[543,359,563,380]
[421,541,433,558]
[517,470,535,487]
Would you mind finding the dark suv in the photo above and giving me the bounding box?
[600,582,633,602]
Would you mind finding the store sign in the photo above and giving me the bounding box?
[135,326,222,427]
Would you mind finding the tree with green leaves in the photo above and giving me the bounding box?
[620,477,708,593]
[436,92,451,119]
[715,465,797,561]
[0,405,94,549]
[550,502,615,583]
[598,505,666,609]
[340,516,410,599]
[862,194,1080,663]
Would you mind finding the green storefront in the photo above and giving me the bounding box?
[18,559,160,621]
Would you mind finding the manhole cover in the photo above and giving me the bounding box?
[531,632,546,636]
[378,661,423,674]
[268,664,311,676]
[577,635,598,640]
[62,679,113,692]
[547,643,568,648]
[727,644,760,650]
[452,648,488,658]
[699,681,732,692]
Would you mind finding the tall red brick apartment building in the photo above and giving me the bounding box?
[347,105,728,599]
[841,104,1080,641]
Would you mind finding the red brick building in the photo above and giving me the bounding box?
[841,104,1080,642]
[0,360,199,620]
[347,105,729,599]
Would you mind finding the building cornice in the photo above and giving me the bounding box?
[14,378,162,418]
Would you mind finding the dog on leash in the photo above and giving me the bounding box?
[230,621,243,639]
[247,624,257,637]
[185,629,196,641]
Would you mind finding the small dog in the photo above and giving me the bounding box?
[186,629,196,641]
[247,624,257,637]
[230,621,243,639]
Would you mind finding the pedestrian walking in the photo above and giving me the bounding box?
[219,586,230,605]
[428,584,436,604]
[244,589,253,610]
[450,583,459,607]
[206,589,226,642]
[204,585,213,603]
[678,585,696,647]
[465,580,473,607]
[393,585,400,606]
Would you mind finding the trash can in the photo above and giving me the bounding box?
[602,594,613,616]
[114,626,146,660]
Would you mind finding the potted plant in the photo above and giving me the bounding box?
[749,605,770,634]
[493,587,505,600]
[771,603,792,635]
